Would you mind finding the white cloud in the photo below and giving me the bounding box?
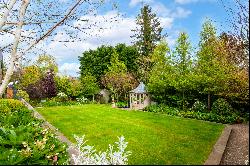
[75,11,138,45]
[151,2,191,19]
[24,10,175,77]
[129,0,154,7]
[59,62,80,76]
[159,17,174,29]
[171,7,192,18]
[151,2,171,16]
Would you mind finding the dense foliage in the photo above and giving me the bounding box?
[17,55,58,101]
[80,73,100,100]
[142,103,246,124]
[79,43,139,84]
[25,80,46,100]
[25,70,57,100]
[147,41,177,106]
[0,99,69,165]
[19,65,42,89]
[41,70,57,98]
[211,98,234,116]
[147,19,249,116]
[101,51,138,101]
[16,89,30,102]
[55,76,82,99]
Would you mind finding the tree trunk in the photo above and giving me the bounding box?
[182,90,185,111]
[92,94,94,102]
[207,92,211,112]
[116,93,119,103]
[0,0,83,97]
[0,0,30,98]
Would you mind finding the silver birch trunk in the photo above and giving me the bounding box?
[0,0,30,97]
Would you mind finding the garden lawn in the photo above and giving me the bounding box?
[36,104,224,165]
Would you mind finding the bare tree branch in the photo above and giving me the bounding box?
[0,0,17,29]
[19,0,84,57]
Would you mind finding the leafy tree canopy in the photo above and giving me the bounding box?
[35,54,58,74]
[79,43,139,85]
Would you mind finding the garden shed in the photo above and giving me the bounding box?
[129,82,151,110]
[99,89,110,104]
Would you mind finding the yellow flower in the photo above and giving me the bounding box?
[41,128,48,135]
[34,140,45,150]
[50,144,55,150]
[22,142,28,148]
[20,147,32,157]
[42,137,48,142]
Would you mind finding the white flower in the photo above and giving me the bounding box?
[76,96,88,104]
[71,135,131,165]
[57,92,68,98]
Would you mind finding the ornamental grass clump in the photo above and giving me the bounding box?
[71,135,131,165]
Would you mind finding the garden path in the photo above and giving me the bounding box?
[220,123,249,165]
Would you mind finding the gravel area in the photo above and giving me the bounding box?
[220,123,249,165]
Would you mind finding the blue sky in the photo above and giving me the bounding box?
[117,0,232,48]
[1,0,237,77]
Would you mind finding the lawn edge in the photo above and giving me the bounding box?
[204,124,232,165]
[20,98,79,165]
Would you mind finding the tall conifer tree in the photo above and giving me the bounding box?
[131,4,165,83]
[131,5,164,57]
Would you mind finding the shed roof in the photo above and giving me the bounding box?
[130,82,147,93]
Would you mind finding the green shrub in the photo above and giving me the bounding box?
[142,103,246,124]
[161,105,180,116]
[16,90,30,102]
[0,126,69,165]
[212,98,233,116]
[0,99,26,114]
[116,101,128,108]
[55,76,82,99]
[142,104,179,115]
[142,104,161,113]
[0,99,69,164]
[191,100,207,113]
